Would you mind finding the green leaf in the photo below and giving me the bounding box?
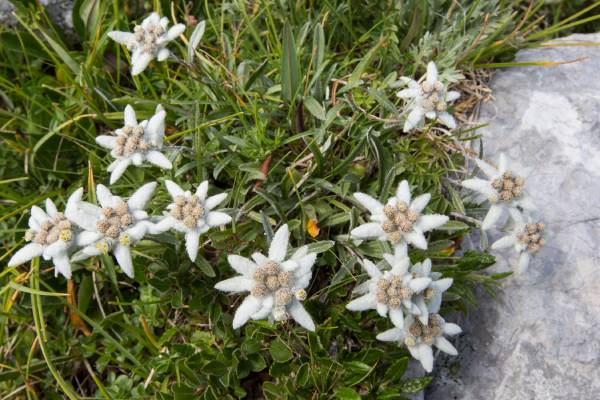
[303,96,326,121]
[399,376,432,393]
[281,23,301,102]
[188,20,206,62]
[335,387,361,400]
[268,339,293,363]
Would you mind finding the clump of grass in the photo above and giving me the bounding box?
[0,0,597,398]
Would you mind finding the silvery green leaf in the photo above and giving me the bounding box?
[188,20,206,62]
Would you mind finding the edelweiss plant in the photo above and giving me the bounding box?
[96,104,172,184]
[377,313,462,372]
[346,249,431,328]
[67,183,157,278]
[108,12,185,75]
[409,258,453,323]
[8,195,80,279]
[491,209,546,273]
[151,180,232,261]
[462,153,535,230]
[396,62,460,132]
[351,180,449,252]
[215,224,317,331]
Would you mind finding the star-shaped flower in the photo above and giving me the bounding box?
[215,224,317,331]
[8,193,80,279]
[108,12,185,75]
[66,183,157,278]
[461,153,535,230]
[409,258,453,324]
[96,104,172,184]
[396,62,460,132]
[350,180,449,252]
[491,209,546,274]
[346,249,432,329]
[150,180,232,261]
[376,313,462,372]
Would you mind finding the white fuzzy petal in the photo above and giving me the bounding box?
[288,300,316,331]
[205,193,228,210]
[185,231,200,261]
[195,181,209,201]
[228,255,256,276]
[410,277,432,293]
[268,224,289,262]
[123,104,137,126]
[418,214,449,232]
[108,31,134,45]
[251,252,268,266]
[389,307,405,329]
[474,158,499,179]
[410,193,431,213]
[165,180,184,198]
[146,151,172,169]
[418,344,434,372]
[156,48,170,61]
[53,253,72,279]
[377,327,405,342]
[146,109,166,145]
[404,230,428,250]
[346,293,377,311]
[251,296,273,320]
[109,159,131,184]
[350,223,385,240]
[214,276,253,293]
[31,206,50,225]
[96,185,114,208]
[461,178,496,199]
[206,211,232,227]
[396,180,411,204]
[443,322,462,336]
[96,135,117,149]
[481,204,504,230]
[491,235,517,250]
[376,302,388,317]
[232,296,262,329]
[396,88,420,99]
[498,153,508,174]
[435,337,458,356]
[426,62,438,85]
[446,91,460,102]
[128,182,157,211]
[437,111,456,129]
[361,258,382,279]
[114,244,134,278]
[353,192,384,215]
[404,107,425,132]
[8,243,44,267]
[45,198,58,217]
[517,252,531,274]
[131,52,153,76]
[433,278,453,293]
[43,240,67,259]
[166,24,185,41]
[77,231,103,246]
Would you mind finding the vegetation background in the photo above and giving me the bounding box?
[0,0,599,398]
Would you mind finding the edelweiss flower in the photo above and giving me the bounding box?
[409,258,453,324]
[491,209,546,274]
[8,194,80,279]
[66,183,157,278]
[96,104,172,184]
[108,12,185,75]
[346,249,431,329]
[150,180,232,261]
[462,153,535,230]
[215,224,317,331]
[377,313,462,372]
[350,180,449,252]
[396,62,460,132]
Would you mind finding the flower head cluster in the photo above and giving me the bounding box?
[108,12,185,75]
[396,62,460,132]
[215,224,317,331]
[351,180,449,252]
[67,183,156,278]
[462,153,545,272]
[376,313,462,372]
[151,180,232,261]
[8,195,81,279]
[96,104,172,184]
[461,153,535,230]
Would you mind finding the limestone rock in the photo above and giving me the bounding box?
[427,33,600,399]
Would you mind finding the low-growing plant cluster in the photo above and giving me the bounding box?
[0,0,596,398]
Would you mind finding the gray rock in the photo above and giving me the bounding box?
[427,33,600,399]
[0,0,74,37]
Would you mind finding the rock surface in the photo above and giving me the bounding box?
[0,0,74,35]
[427,33,600,399]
